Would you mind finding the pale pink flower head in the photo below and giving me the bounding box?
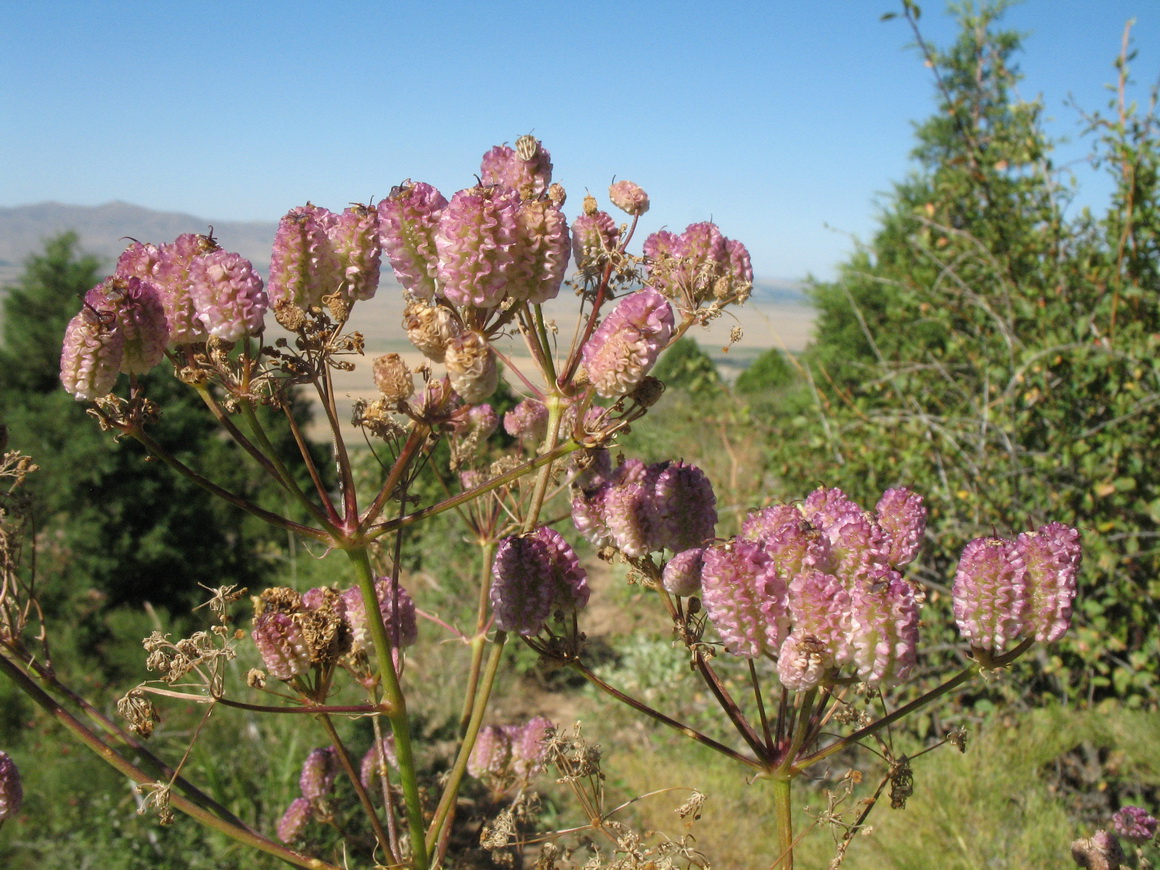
[451,402,499,442]
[435,187,520,309]
[327,203,382,302]
[581,287,674,398]
[663,547,706,597]
[1016,522,1081,643]
[252,612,313,681]
[512,198,571,304]
[786,569,852,670]
[951,537,1028,654]
[740,503,804,542]
[848,567,919,687]
[359,736,398,790]
[0,751,22,820]
[511,715,554,779]
[777,634,830,692]
[480,136,553,196]
[105,276,169,374]
[608,180,650,216]
[700,539,790,658]
[378,181,447,299]
[875,487,926,567]
[188,249,268,341]
[152,233,218,345]
[268,204,336,309]
[467,725,512,779]
[61,289,124,400]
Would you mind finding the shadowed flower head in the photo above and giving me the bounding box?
[277,796,313,844]
[299,746,339,802]
[491,528,588,635]
[467,724,512,779]
[341,579,419,654]
[251,612,313,681]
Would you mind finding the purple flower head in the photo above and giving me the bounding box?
[651,461,718,553]
[435,187,520,309]
[467,724,512,779]
[1016,522,1081,643]
[701,539,790,658]
[1112,806,1157,844]
[378,182,447,299]
[531,526,590,612]
[252,612,312,681]
[480,136,553,196]
[490,535,556,635]
[609,180,650,217]
[848,568,919,687]
[445,330,499,403]
[571,210,619,270]
[740,503,804,542]
[581,287,674,398]
[451,403,499,442]
[504,398,550,447]
[268,204,336,310]
[88,277,169,374]
[277,797,313,843]
[952,537,1028,653]
[327,203,382,302]
[115,240,164,281]
[663,547,706,597]
[61,301,125,400]
[763,516,835,581]
[299,746,339,802]
[342,579,419,654]
[359,736,398,790]
[777,634,830,692]
[801,488,889,579]
[403,299,461,363]
[512,198,570,304]
[875,488,927,567]
[0,751,22,820]
[188,249,268,341]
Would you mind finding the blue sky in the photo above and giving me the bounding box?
[2,1,1156,281]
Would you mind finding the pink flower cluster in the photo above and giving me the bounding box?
[490,527,589,636]
[269,202,382,309]
[699,487,926,689]
[952,522,1082,657]
[644,221,752,307]
[467,715,554,785]
[60,234,269,400]
[571,457,717,557]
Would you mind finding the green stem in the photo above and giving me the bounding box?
[345,546,429,870]
[770,776,794,870]
[427,632,508,858]
[0,650,338,870]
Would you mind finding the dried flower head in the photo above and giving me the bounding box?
[373,353,415,403]
[445,330,499,404]
[403,298,461,363]
[1071,829,1126,870]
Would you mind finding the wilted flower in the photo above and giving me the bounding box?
[445,330,499,403]
[0,751,22,820]
[373,353,414,403]
[379,182,448,299]
[581,287,674,398]
[403,299,461,363]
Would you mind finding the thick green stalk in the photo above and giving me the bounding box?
[345,545,429,870]
[770,776,795,870]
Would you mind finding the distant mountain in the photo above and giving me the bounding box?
[0,201,278,287]
[0,201,807,304]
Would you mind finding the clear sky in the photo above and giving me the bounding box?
[2,1,1156,281]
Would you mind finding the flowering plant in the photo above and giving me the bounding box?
[0,134,1084,869]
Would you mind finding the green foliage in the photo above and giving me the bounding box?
[767,3,1160,705]
[0,233,322,618]
[651,336,723,395]
[734,347,796,395]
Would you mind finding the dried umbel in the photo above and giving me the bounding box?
[644,221,752,308]
[444,330,499,403]
[581,287,675,398]
[952,522,1081,658]
[0,751,22,820]
[608,180,650,217]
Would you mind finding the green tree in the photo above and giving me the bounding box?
[769,2,1160,705]
[0,233,320,614]
[652,336,723,394]
[735,347,796,396]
